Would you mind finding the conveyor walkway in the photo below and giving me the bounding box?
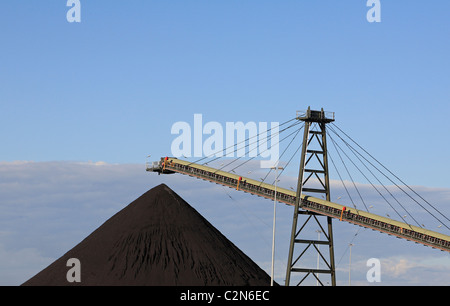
[147,157,450,252]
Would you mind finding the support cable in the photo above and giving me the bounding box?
[328,132,369,211]
[188,117,298,166]
[328,125,422,227]
[230,122,304,184]
[256,123,304,186]
[328,128,416,226]
[330,123,450,231]
[270,132,305,185]
[256,123,304,184]
[327,143,357,209]
[216,121,303,173]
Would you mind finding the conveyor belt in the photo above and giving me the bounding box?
[147,157,450,252]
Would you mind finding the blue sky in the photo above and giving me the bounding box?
[1,1,450,286]
[1,1,450,184]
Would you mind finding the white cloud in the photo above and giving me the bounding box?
[0,161,449,286]
[384,258,416,277]
[377,255,450,285]
[0,243,53,286]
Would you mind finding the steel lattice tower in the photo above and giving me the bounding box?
[285,107,337,286]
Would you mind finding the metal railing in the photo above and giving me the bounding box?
[296,109,335,121]
[147,158,450,253]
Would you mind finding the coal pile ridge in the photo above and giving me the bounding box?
[22,184,273,286]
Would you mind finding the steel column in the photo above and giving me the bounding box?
[285,107,336,286]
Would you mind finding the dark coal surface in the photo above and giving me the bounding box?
[22,184,273,286]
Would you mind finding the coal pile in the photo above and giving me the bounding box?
[22,184,273,286]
